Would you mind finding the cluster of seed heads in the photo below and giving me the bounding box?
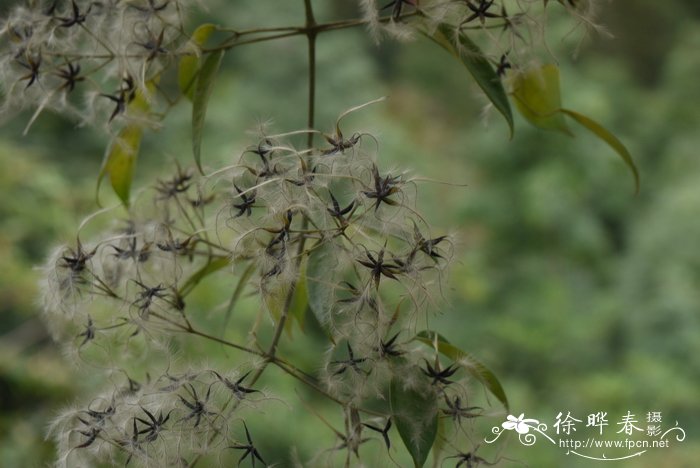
[16,0,605,466]
[39,101,500,465]
[0,0,600,133]
[0,0,191,131]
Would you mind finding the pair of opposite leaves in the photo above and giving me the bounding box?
[428,25,639,194]
[511,63,640,194]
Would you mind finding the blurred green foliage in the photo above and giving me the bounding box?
[1,0,699,466]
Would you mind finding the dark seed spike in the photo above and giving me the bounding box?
[422,359,460,386]
[362,418,392,449]
[228,421,267,467]
[330,192,341,213]
[379,332,404,357]
[243,421,253,444]
[177,394,196,411]
[236,370,253,386]
[143,409,157,425]
[75,427,100,448]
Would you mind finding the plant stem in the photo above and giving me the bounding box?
[188,3,319,465]
[46,12,419,60]
[305,0,317,148]
[202,11,418,54]
[258,0,316,366]
[185,325,265,357]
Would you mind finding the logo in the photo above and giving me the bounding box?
[484,411,686,462]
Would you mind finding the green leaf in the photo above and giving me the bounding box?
[96,81,156,207]
[265,259,309,338]
[192,50,224,174]
[178,23,217,101]
[288,257,309,335]
[97,125,142,207]
[306,241,338,329]
[510,65,640,193]
[262,280,288,326]
[561,108,640,194]
[179,256,230,297]
[510,64,572,135]
[415,331,509,410]
[431,416,447,468]
[425,24,514,136]
[221,263,255,336]
[390,372,439,468]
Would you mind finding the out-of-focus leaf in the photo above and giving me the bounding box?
[431,416,447,468]
[426,24,514,136]
[221,262,255,336]
[306,241,337,330]
[97,125,142,207]
[192,50,224,174]
[510,64,572,135]
[179,256,230,297]
[96,81,156,207]
[288,257,309,336]
[511,65,639,193]
[262,280,287,326]
[390,372,438,468]
[267,259,310,338]
[178,23,217,101]
[561,108,640,194]
[415,331,508,410]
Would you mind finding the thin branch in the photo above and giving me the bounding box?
[189,2,320,465]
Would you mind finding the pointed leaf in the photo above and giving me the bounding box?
[192,50,224,174]
[510,64,572,135]
[561,108,640,194]
[97,125,142,207]
[425,24,513,136]
[265,259,309,339]
[431,416,447,468]
[390,372,438,468]
[288,257,309,335]
[96,81,156,207]
[178,23,217,101]
[306,241,338,328]
[221,262,256,336]
[262,279,289,327]
[415,331,508,410]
